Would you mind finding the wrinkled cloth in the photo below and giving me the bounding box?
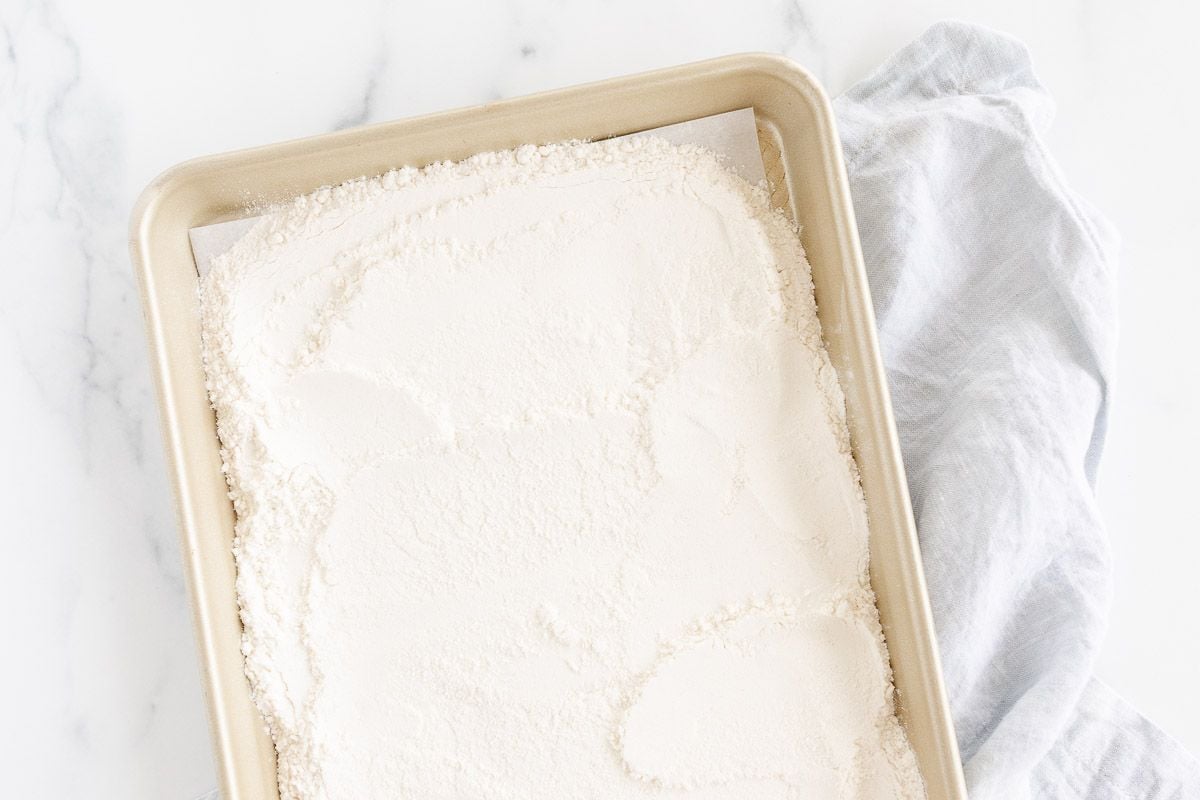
[835,21,1199,799]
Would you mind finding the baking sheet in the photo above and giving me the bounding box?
[189,108,766,276]
[131,55,966,800]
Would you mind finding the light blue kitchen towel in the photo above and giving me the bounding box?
[835,21,1200,799]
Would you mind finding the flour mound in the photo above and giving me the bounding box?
[200,136,926,799]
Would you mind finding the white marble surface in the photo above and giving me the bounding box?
[2,1,1196,796]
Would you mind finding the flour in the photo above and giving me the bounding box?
[199,136,927,799]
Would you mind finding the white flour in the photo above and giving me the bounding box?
[200,136,926,799]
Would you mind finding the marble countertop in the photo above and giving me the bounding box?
[2,1,1196,796]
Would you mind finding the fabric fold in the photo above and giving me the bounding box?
[834,20,1196,799]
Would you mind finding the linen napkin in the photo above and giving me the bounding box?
[835,20,1199,799]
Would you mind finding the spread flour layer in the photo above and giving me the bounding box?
[200,136,926,799]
